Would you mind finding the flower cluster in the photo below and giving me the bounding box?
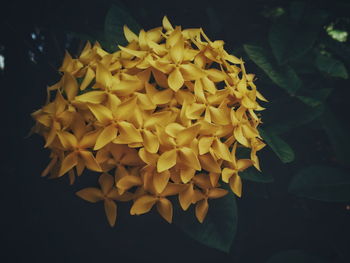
[31,16,267,226]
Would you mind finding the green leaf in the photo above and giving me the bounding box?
[265,98,325,134]
[289,165,350,202]
[315,54,348,79]
[175,191,237,253]
[269,8,328,65]
[320,106,350,165]
[297,88,332,107]
[259,128,295,163]
[104,3,141,52]
[267,250,330,263]
[244,44,302,95]
[240,167,274,183]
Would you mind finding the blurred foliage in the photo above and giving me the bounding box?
[3,0,350,262]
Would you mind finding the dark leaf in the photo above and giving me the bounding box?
[104,3,141,52]
[244,44,302,95]
[289,165,350,202]
[259,128,295,163]
[240,167,274,183]
[315,53,348,79]
[175,190,238,253]
[320,106,350,165]
[269,8,328,65]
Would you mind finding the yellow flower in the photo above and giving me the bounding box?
[76,173,132,227]
[32,16,267,226]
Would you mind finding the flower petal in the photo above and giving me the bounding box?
[80,67,95,90]
[142,130,159,154]
[94,125,118,150]
[198,153,221,173]
[176,123,201,147]
[117,175,143,194]
[79,150,102,172]
[98,173,115,195]
[153,170,170,194]
[130,195,158,215]
[208,188,228,199]
[87,103,113,124]
[168,67,184,92]
[76,187,103,203]
[198,136,214,155]
[157,197,173,223]
[222,168,235,183]
[195,199,209,223]
[229,174,242,197]
[157,149,177,173]
[104,199,117,227]
[59,152,78,177]
[74,90,107,104]
[178,147,201,171]
[179,184,194,210]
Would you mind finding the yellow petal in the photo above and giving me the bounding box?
[74,91,106,104]
[79,130,101,149]
[104,199,117,227]
[153,170,170,194]
[114,121,143,144]
[96,63,112,88]
[76,187,103,203]
[142,130,159,154]
[180,64,206,80]
[206,68,227,82]
[98,173,115,195]
[180,166,196,183]
[94,125,118,150]
[179,184,194,210]
[87,103,113,124]
[237,159,253,171]
[117,175,143,193]
[198,154,221,173]
[151,69,169,89]
[157,197,173,223]
[162,16,174,32]
[57,131,78,149]
[168,67,184,92]
[165,123,185,137]
[185,103,206,119]
[170,39,184,64]
[79,151,102,172]
[80,67,95,90]
[59,152,78,177]
[198,136,214,155]
[176,123,201,147]
[157,149,177,173]
[138,147,158,165]
[229,174,242,197]
[123,25,138,42]
[195,199,209,223]
[178,147,201,171]
[212,138,232,162]
[209,106,230,125]
[130,195,158,215]
[63,72,78,101]
[208,188,228,199]
[234,126,250,147]
[222,168,235,183]
[112,80,143,96]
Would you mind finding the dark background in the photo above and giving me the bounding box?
[1,0,349,262]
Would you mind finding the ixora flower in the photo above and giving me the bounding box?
[31,16,267,227]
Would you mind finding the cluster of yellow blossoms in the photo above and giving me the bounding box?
[31,17,267,227]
